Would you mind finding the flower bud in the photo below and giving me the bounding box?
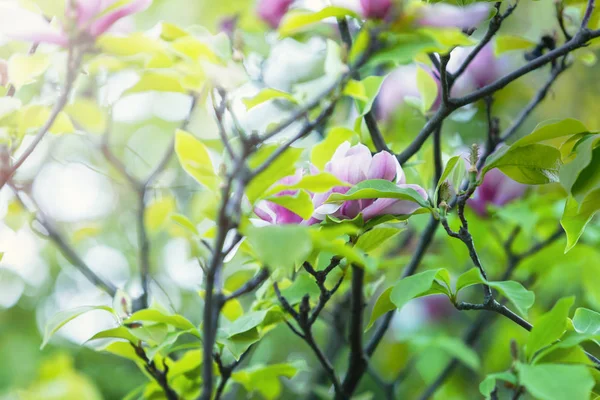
[257,0,294,28]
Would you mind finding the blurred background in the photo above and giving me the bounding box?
[1,0,600,399]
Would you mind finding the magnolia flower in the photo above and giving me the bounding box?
[377,65,440,121]
[257,0,294,28]
[0,0,151,47]
[448,43,509,97]
[255,169,305,225]
[467,169,527,217]
[312,142,427,222]
[415,3,491,30]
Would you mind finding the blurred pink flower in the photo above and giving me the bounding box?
[0,0,151,47]
[467,169,527,217]
[0,60,8,86]
[312,142,427,222]
[360,0,392,20]
[416,3,491,30]
[255,169,305,225]
[448,43,509,97]
[257,0,294,28]
[377,65,441,121]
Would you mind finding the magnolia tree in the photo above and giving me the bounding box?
[2,0,600,399]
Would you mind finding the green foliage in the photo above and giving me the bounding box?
[526,297,574,360]
[518,363,594,400]
[41,306,118,349]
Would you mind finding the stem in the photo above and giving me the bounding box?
[338,265,367,399]
[0,47,81,190]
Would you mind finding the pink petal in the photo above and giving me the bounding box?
[0,5,68,46]
[360,0,392,19]
[89,0,152,37]
[257,0,294,28]
[416,3,490,30]
[73,0,105,28]
[368,151,398,181]
[361,184,427,220]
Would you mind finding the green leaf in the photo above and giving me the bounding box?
[175,129,219,190]
[278,7,358,36]
[479,372,517,399]
[513,118,589,148]
[223,310,269,338]
[518,363,594,400]
[264,173,349,198]
[246,145,303,204]
[41,306,117,349]
[168,349,202,379]
[246,225,312,270]
[145,196,176,233]
[101,341,142,363]
[355,227,403,252]
[170,213,199,236]
[127,309,199,335]
[65,99,107,134]
[390,269,449,312]
[366,287,394,331]
[87,327,138,344]
[129,323,169,346]
[231,361,304,400]
[242,89,297,110]
[560,190,600,252]
[568,142,600,204]
[280,274,321,305]
[8,53,50,89]
[310,128,356,170]
[97,33,165,56]
[494,35,536,55]
[265,190,314,220]
[454,269,534,316]
[455,268,485,293]
[526,297,574,360]
[558,135,599,198]
[416,66,439,114]
[573,308,600,336]
[126,71,186,94]
[435,155,465,205]
[327,179,430,208]
[487,280,535,317]
[483,144,562,185]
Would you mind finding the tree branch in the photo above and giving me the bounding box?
[132,343,178,400]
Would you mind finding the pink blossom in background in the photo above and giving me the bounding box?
[255,169,306,225]
[311,142,427,222]
[448,43,510,97]
[257,0,294,28]
[360,0,393,20]
[0,60,8,86]
[0,0,151,47]
[377,65,441,121]
[467,169,527,217]
[415,3,491,30]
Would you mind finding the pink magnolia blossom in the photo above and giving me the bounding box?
[467,169,527,217]
[255,169,305,225]
[448,43,509,97]
[0,0,151,47]
[257,0,294,28]
[0,60,8,86]
[415,3,491,30]
[311,142,427,222]
[377,65,441,121]
[360,0,392,20]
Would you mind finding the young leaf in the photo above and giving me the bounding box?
[560,190,600,252]
[265,173,349,197]
[416,65,439,114]
[265,190,314,220]
[494,35,536,55]
[573,308,600,336]
[41,306,118,349]
[246,225,312,271]
[8,53,50,89]
[145,196,177,233]
[242,88,297,110]
[483,144,562,185]
[526,297,574,360]
[455,268,485,293]
[366,287,394,331]
[87,327,138,344]
[327,179,430,208]
[487,280,535,317]
[390,269,450,312]
[518,363,594,400]
[479,371,517,399]
[127,309,198,334]
[355,227,403,252]
[278,7,358,36]
[310,128,356,170]
[175,129,219,190]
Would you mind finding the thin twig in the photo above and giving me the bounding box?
[132,343,178,400]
